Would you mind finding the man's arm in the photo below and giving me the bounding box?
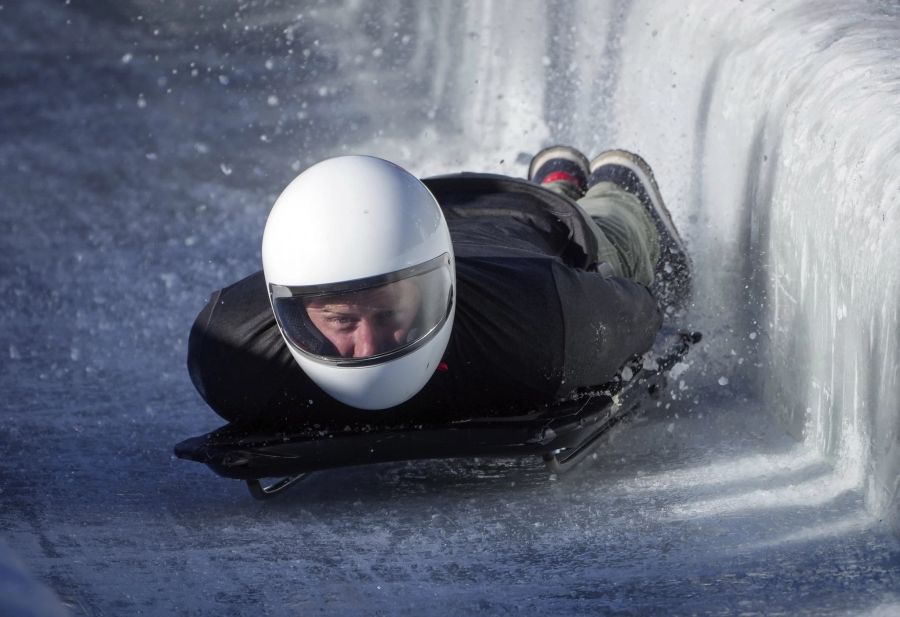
[187,270,337,424]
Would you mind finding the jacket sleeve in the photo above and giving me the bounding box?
[187,270,354,424]
[551,262,663,396]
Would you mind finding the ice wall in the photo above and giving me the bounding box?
[602,0,900,532]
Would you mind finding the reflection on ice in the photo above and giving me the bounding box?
[743,513,869,550]
[622,444,823,494]
[665,461,856,519]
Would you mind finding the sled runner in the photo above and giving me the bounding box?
[175,329,701,500]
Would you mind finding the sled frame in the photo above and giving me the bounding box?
[246,474,309,500]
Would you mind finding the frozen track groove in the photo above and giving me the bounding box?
[0,1,898,615]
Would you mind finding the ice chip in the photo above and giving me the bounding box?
[718,376,729,386]
[642,353,659,371]
[220,163,233,176]
[669,361,690,379]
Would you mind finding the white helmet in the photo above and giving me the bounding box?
[262,155,455,410]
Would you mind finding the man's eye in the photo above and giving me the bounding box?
[328,316,357,326]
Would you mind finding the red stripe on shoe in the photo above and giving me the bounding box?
[542,171,582,187]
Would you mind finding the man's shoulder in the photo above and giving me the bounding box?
[425,172,598,271]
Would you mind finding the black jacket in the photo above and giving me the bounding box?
[187,174,662,425]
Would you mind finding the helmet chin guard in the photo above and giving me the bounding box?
[262,156,455,410]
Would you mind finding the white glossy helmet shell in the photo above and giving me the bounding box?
[262,155,455,410]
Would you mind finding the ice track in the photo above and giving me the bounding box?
[1,1,898,615]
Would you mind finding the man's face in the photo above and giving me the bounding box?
[305,280,422,358]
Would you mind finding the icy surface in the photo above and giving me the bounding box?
[1,1,898,615]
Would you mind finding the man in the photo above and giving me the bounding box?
[187,147,690,427]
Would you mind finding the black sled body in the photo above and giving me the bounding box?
[175,329,700,499]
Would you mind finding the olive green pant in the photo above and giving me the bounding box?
[545,180,660,287]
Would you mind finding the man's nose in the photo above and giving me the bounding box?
[352,318,380,358]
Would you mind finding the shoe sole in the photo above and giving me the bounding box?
[528,145,590,181]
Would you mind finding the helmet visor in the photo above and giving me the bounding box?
[270,253,453,366]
